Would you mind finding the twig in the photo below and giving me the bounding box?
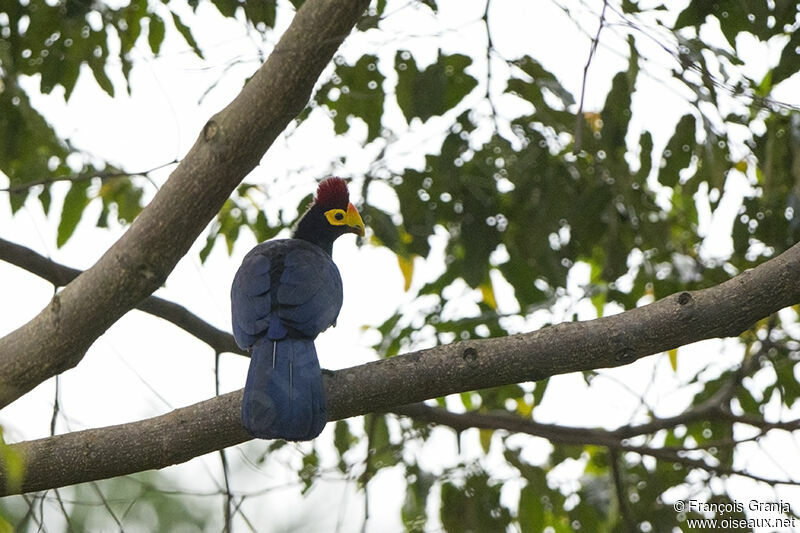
[483,0,499,131]
[573,0,609,154]
[0,160,176,194]
[90,482,125,531]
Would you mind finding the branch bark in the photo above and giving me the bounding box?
[3,241,799,495]
[0,0,370,406]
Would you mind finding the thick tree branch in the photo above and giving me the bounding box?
[2,242,800,494]
[0,0,370,406]
[0,237,244,356]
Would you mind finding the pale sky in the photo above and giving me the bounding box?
[1,1,799,530]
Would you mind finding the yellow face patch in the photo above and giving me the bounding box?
[324,203,366,236]
[324,208,348,226]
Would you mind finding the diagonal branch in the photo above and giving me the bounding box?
[2,241,800,494]
[0,0,371,407]
[0,237,244,356]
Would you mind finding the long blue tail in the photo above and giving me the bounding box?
[241,337,327,441]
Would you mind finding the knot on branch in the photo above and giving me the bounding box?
[203,120,219,142]
[676,291,696,323]
[461,346,478,362]
[612,331,635,363]
[136,262,159,282]
[49,293,62,332]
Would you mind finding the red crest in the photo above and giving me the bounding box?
[314,177,350,209]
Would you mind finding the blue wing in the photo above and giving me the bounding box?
[230,249,273,349]
[230,239,343,346]
[231,239,341,441]
[277,245,343,337]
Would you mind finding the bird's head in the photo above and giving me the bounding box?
[293,177,365,254]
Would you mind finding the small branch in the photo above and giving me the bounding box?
[483,0,499,131]
[0,161,176,194]
[633,445,799,488]
[395,404,799,487]
[0,237,244,356]
[573,0,609,154]
[395,403,622,447]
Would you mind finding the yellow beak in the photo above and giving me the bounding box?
[345,202,366,236]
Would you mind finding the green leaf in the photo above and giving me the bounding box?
[518,484,543,533]
[668,348,678,372]
[636,130,653,181]
[318,55,386,141]
[97,176,145,225]
[333,420,357,473]
[243,0,276,28]
[198,233,217,263]
[210,0,238,17]
[0,427,25,494]
[170,11,204,59]
[658,114,696,187]
[478,428,493,453]
[440,471,511,532]
[420,0,438,12]
[148,15,166,55]
[599,72,633,157]
[119,0,146,54]
[674,0,750,47]
[402,463,433,532]
[365,414,397,477]
[88,31,114,97]
[298,448,319,494]
[38,187,52,215]
[395,50,478,123]
[507,56,575,132]
[512,56,575,108]
[57,180,91,247]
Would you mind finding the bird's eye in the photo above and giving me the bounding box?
[334,212,344,221]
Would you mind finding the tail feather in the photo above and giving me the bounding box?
[242,337,328,441]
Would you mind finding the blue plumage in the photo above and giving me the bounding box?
[231,177,364,441]
[231,239,342,440]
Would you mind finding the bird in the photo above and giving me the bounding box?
[231,177,365,441]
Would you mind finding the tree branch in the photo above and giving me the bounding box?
[0,161,175,194]
[2,241,799,494]
[395,405,799,488]
[0,237,243,356]
[0,0,370,406]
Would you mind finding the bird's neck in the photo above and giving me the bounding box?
[293,215,335,256]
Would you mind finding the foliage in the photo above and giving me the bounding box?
[0,472,211,531]
[2,0,800,531]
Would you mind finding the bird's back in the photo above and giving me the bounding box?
[231,238,343,349]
